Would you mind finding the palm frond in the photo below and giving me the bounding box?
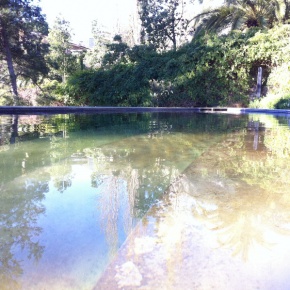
[190,0,289,35]
[193,6,235,35]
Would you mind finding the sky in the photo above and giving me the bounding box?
[37,0,136,45]
[37,0,224,46]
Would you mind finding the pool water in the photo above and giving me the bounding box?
[1,112,290,289]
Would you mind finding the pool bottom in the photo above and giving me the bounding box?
[95,175,290,290]
[95,129,290,290]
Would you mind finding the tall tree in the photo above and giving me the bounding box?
[0,0,49,105]
[47,16,78,83]
[137,0,188,51]
[85,20,109,68]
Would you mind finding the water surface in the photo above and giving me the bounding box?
[1,112,290,289]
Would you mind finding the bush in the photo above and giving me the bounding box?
[36,80,71,106]
[249,94,282,109]
[275,95,290,109]
[67,65,152,107]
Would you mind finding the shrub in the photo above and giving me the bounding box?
[249,94,282,109]
[67,65,152,107]
[275,95,290,109]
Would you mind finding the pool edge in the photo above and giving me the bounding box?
[0,106,290,115]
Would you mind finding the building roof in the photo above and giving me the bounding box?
[68,42,89,53]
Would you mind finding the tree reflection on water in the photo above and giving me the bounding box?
[174,116,290,260]
[0,174,48,289]
[3,112,285,288]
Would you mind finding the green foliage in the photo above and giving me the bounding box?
[67,64,152,107]
[67,23,290,108]
[249,91,290,110]
[275,95,290,109]
[47,17,79,83]
[0,0,49,104]
[247,25,290,66]
[267,63,290,94]
[248,25,290,108]
[249,94,282,109]
[193,0,290,36]
[147,30,259,106]
[36,80,70,106]
[68,31,251,107]
[170,32,252,106]
[102,35,129,67]
[127,44,156,63]
[137,0,189,51]
[0,88,13,106]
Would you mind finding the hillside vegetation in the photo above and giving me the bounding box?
[66,25,290,108]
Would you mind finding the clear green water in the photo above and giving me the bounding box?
[1,112,290,289]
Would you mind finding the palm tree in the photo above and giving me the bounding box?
[190,0,289,35]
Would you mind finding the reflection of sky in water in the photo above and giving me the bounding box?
[15,164,111,289]
[12,163,135,289]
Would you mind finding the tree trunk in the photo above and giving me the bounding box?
[284,0,290,23]
[172,28,177,52]
[0,24,19,106]
[170,11,177,51]
[10,115,19,144]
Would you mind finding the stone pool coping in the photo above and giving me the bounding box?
[0,106,290,115]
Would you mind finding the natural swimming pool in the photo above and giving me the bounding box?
[1,111,290,289]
